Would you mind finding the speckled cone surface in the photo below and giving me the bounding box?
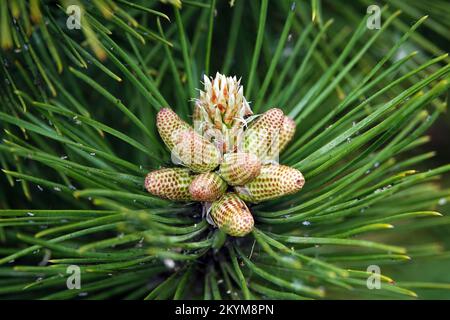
[267,115,296,160]
[235,164,305,203]
[210,193,254,237]
[156,108,190,150]
[219,152,261,186]
[189,172,227,202]
[171,130,221,173]
[278,116,296,153]
[242,108,284,161]
[145,168,193,201]
[157,108,221,173]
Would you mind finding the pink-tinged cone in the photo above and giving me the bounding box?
[210,193,254,237]
[189,172,227,202]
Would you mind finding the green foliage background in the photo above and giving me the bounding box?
[0,0,449,299]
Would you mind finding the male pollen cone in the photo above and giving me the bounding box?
[189,172,227,202]
[156,108,221,173]
[235,164,305,203]
[267,115,296,161]
[210,193,254,237]
[219,152,261,186]
[171,130,221,173]
[145,168,193,201]
[156,108,190,150]
[278,116,296,153]
[243,108,284,160]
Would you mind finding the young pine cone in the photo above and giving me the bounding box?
[242,108,284,161]
[157,108,221,173]
[189,172,227,202]
[209,193,254,237]
[235,164,305,203]
[145,168,193,201]
[219,152,261,186]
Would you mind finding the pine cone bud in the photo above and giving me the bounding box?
[156,108,190,150]
[189,172,227,202]
[235,164,305,203]
[278,116,296,153]
[145,168,193,201]
[171,130,221,173]
[242,108,284,161]
[157,108,221,173]
[210,193,254,237]
[219,152,261,186]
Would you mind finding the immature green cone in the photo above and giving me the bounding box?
[267,115,296,161]
[209,193,254,237]
[242,108,284,161]
[219,152,261,186]
[145,168,193,201]
[189,172,227,202]
[171,130,221,173]
[278,116,296,153]
[156,108,190,150]
[157,108,221,172]
[235,164,305,203]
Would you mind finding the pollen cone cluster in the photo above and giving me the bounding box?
[145,73,305,237]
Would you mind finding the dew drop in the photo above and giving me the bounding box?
[163,258,175,269]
